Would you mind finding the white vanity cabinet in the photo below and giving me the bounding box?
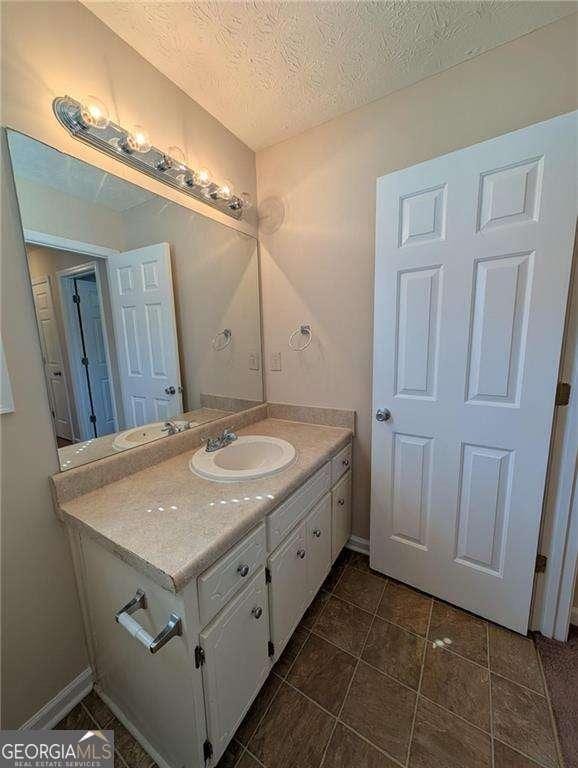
[74,439,352,768]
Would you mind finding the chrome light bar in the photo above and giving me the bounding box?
[53,95,247,220]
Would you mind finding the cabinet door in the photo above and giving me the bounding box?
[306,493,332,597]
[268,520,308,658]
[200,569,270,764]
[332,470,352,561]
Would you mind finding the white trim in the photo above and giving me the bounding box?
[24,229,119,260]
[96,688,172,768]
[346,535,370,556]
[20,667,93,730]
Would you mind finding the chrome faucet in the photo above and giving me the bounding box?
[161,420,191,435]
[206,429,238,452]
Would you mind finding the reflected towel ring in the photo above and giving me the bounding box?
[212,328,232,351]
[289,324,312,351]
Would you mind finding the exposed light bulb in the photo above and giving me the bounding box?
[166,145,187,170]
[123,125,151,154]
[240,192,252,209]
[78,96,109,129]
[217,179,234,200]
[194,167,212,188]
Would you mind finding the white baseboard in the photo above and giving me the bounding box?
[571,606,578,627]
[20,667,93,730]
[346,535,370,555]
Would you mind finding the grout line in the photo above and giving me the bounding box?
[336,722,406,768]
[487,623,496,768]
[405,599,433,767]
[493,737,561,768]
[534,637,566,768]
[489,668,550,699]
[418,692,492,738]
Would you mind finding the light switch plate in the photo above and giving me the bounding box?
[270,351,282,372]
[249,352,260,371]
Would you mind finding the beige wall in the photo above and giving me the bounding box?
[1,137,89,729]
[0,0,257,237]
[0,0,257,727]
[256,16,578,540]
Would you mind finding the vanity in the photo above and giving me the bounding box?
[53,409,353,767]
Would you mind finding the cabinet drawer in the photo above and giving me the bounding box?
[332,470,352,561]
[306,493,332,598]
[267,462,331,551]
[198,523,266,627]
[331,443,352,484]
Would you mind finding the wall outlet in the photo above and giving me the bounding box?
[270,351,282,372]
[249,352,260,371]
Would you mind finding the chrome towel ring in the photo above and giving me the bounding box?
[212,328,232,351]
[289,324,312,351]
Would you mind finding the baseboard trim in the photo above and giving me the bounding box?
[20,667,93,730]
[571,606,578,627]
[346,535,370,555]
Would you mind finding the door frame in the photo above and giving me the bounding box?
[57,262,119,440]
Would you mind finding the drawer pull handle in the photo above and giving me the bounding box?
[252,606,263,620]
[237,563,250,577]
[297,548,306,559]
[115,589,182,654]
[313,528,322,538]
[338,498,345,506]
[342,458,350,467]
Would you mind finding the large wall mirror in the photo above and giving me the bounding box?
[7,130,263,471]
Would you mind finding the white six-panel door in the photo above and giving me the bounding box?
[371,112,577,633]
[107,243,183,427]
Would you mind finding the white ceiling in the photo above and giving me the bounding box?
[8,132,155,211]
[83,1,576,150]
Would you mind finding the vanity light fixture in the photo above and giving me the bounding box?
[53,95,249,220]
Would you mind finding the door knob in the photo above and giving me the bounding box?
[375,408,391,422]
[165,386,176,395]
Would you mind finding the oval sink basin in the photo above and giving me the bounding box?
[190,436,296,482]
[113,421,197,450]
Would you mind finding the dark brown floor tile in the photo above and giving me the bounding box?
[217,740,244,768]
[313,596,373,656]
[322,723,398,768]
[275,625,310,677]
[82,689,114,727]
[236,753,260,768]
[235,673,282,746]
[108,717,154,768]
[346,551,371,572]
[362,616,425,689]
[56,702,96,730]
[248,683,334,768]
[421,644,490,731]
[429,602,487,665]
[334,568,385,613]
[492,675,559,768]
[287,634,356,714]
[322,561,346,592]
[494,740,545,768]
[489,626,544,693]
[302,590,331,630]
[377,582,432,636]
[409,697,491,768]
[340,661,415,763]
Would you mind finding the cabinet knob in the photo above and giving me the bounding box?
[342,458,350,467]
[313,528,322,538]
[252,606,263,620]
[338,498,345,506]
[297,548,306,559]
[237,564,250,578]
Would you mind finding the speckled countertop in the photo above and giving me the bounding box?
[58,418,352,592]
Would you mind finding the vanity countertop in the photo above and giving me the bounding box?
[57,418,352,592]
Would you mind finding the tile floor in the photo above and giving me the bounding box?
[57,549,564,768]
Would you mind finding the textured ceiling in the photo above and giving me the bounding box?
[8,132,155,211]
[83,1,576,150]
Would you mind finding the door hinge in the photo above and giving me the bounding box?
[265,567,271,583]
[535,554,547,573]
[203,739,213,763]
[72,294,80,304]
[268,640,275,657]
[194,645,205,668]
[89,414,97,424]
[555,382,571,406]
[81,357,89,367]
